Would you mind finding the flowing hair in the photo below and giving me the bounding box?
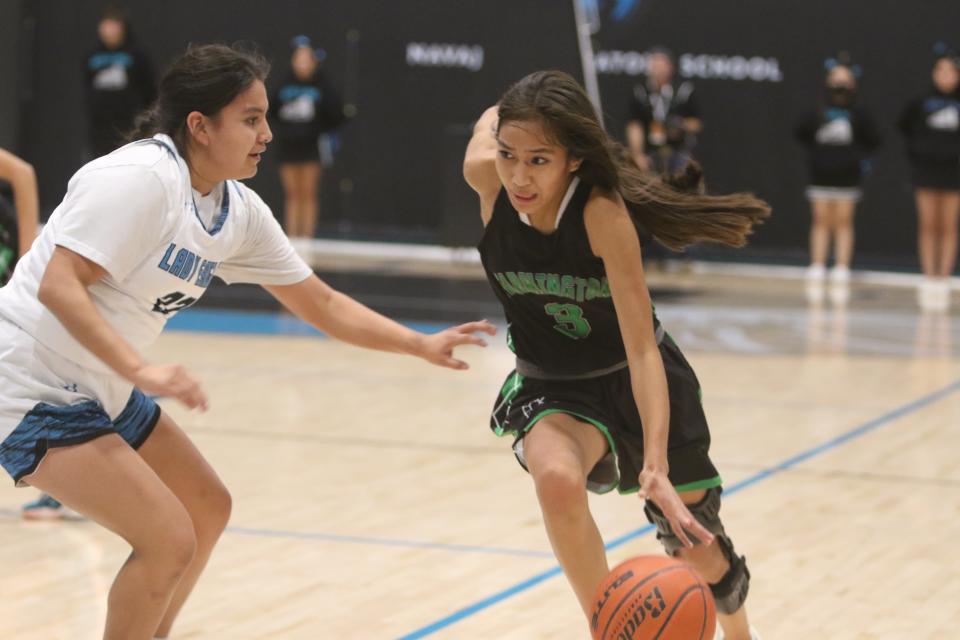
[496,70,770,250]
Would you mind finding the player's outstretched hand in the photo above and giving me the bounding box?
[638,468,714,549]
[131,363,209,411]
[418,320,497,370]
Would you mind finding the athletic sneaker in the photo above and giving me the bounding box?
[917,278,951,311]
[21,494,83,521]
[828,281,850,306]
[828,265,850,284]
[806,263,826,281]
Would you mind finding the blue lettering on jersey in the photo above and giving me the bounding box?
[88,52,134,71]
[924,97,960,114]
[158,243,218,288]
[196,260,218,287]
[825,108,850,122]
[279,85,322,103]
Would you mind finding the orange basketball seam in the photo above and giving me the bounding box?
[650,584,701,640]
[682,566,714,640]
[598,564,688,640]
[678,565,714,640]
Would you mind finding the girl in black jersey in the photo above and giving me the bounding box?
[899,47,960,309]
[464,71,769,640]
[0,147,38,285]
[795,56,881,295]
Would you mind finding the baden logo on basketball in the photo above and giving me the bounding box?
[614,585,667,638]
[590,555,716,640]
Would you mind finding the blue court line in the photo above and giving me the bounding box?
[166,308,449,337]
[226,526,553,559]
[396,378,960,640]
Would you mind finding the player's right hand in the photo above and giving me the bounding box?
[131,363,209,411]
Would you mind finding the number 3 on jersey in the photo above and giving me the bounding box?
[544,302,592,339]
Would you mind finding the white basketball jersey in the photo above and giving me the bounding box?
[0,134,312,375]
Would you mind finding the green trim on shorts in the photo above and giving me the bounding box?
[614,474,722,496]
[673,475,723,493]
[522,408,619,495]
[492,371,525,436]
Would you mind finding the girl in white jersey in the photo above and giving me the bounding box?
[0,44,494,640]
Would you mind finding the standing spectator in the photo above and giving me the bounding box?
[84,6,156,157]
[625,47,702,175]
[0,147,39,286]
[270,36,347,239]
[795,54,881,298]
[899,45,960,310]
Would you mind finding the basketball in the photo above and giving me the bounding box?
[590,555,716,640]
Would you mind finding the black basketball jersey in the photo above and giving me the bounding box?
[478,177,662,376]
[0,190,18,285]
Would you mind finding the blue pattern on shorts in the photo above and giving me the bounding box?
[0,390,160,483]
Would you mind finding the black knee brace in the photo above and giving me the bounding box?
[643,487,750,614]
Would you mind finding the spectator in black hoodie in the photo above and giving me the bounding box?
[83,6,156,157]
[795,55,881,294]
[899,46,960,310]
[270,36,347,239]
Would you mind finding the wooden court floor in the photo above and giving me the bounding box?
[1,275,958,639]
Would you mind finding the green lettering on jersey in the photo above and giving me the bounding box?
[544,273,561,295]
[492,272,612,302]
[574,277,588,302]
[495,273,519,296]
[560,275,576,300]
[585,277,602,301]
[518,272,539,295]
[505,271,525,294]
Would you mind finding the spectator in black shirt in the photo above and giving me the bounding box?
[795,55,881,294]
[83,6,156,157]
[270,36,347,239]
[899,46,960,309]
[625,47,702,175]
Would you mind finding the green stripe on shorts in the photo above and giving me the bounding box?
[492,371,525,436]
[673,475,723,493]
[616,475,723,496]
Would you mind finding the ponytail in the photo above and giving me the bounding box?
[127,103,162,142]
[615,153,770,251]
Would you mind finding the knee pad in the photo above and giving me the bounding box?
[709,535,750,615]
[643,487,751,614]
[643,486,725,554]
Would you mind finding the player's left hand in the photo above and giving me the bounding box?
[418,320,497,370]
[638,468,715,549]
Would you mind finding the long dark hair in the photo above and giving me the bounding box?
[496,70,770,250]
[128,43,270,156]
